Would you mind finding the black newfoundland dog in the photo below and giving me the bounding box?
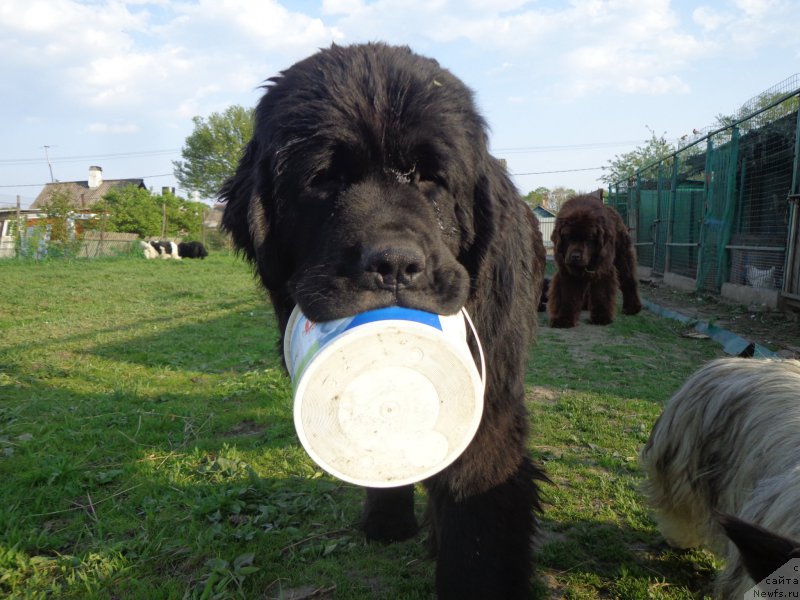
[177,240,208,259]
[221,43,547,599]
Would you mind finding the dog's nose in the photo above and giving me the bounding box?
[362,245,426,289]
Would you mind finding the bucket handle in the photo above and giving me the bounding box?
[460,308,486,395]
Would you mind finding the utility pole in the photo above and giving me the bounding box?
[15,195,22,258]
[43,145,55,182]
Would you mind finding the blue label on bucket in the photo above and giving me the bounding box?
[286,306,443,388]
[346,307,442,331]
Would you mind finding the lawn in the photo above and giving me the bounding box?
[0,253,725,599]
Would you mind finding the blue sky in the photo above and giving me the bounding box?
[1,0,799,209]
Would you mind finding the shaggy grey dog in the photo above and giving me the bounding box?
[640,357,800,598]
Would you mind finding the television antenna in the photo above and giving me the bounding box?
[43,145,55,182]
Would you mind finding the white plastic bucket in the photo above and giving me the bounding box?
[284,306,485,487]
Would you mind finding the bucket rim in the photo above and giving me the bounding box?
[291,319,484,487]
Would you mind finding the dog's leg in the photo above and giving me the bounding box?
[429,457,540,600]
[548,272,587,328]
[587,274,617,325]
[360,486,419,542]
[615,239,642,315]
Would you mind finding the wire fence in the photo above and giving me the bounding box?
[608,78,800,307]
[1,223,143,260]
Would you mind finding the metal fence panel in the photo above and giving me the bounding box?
[611,81,800,304]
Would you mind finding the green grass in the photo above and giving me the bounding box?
[0,254,726,599]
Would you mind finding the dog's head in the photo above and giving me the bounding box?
[551,194,613,275]
[221,43,506,323]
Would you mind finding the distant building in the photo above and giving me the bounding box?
[531,205,556,247]
[1,167,148,258]
[0,207,38,258]
[204,203,225,229]
[30,166,146,211]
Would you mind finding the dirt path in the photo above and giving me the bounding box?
[638,279,800,358]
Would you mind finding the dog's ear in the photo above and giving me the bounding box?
[220,138,288,290]
[550,220,561,247]
[461,160,501,276]
[719,513,800,584]
[595,210,615,261]
[468,156,544,281]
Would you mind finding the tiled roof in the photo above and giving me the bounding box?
[31,179,146,210]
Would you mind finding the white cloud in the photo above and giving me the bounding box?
[466,0,534,12]
[322,0,366,16]
[621,75,690,95]
[692,5,732,31]
[75,45,194,107]
[168,0,341,51]
[691,0,800,52]
[734,0,776,18]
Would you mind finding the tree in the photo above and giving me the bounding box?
[523,187,550,209]
[92,185,207,238]
[40,189,76,244]
[547,186,577,212]
[92,185,161,237]
[173,105,254,200]
[715,90,800,130]
[600,127,675,186]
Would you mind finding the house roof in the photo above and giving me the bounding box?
[31,179,146,210]
[532,205,556,218]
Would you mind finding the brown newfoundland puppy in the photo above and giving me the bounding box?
[548,193,641,328]
[220,43,547,599]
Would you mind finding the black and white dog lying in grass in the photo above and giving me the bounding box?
[141,240,179,259]
[640,357,800,598]
[140,240,207,260]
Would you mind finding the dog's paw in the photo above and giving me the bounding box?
[588,315,613,326]
[622,302,642,315]
[549,317,577,328]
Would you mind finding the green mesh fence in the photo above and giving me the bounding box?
[728,110,796,290]
[611,79,800,297]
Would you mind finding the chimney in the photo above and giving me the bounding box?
[162,186,175,196]
[88,166,103,189]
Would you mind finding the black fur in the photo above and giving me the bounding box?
[151,240,176,256]
[220,42,547,599]
[150,240,167,254]
[178,241,208,259]
[537,277,550,312]
[720,514,800,584]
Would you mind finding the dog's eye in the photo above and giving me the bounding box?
[309,171,344,190]
[419,172,447,189]
[310,146,366,190]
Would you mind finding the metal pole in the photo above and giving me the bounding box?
[716,126,740,291]
[665,156,678,275]
[696,137,714,291]
[15,195,21,258]
[43,145,55,182]
[781,96,800,299]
